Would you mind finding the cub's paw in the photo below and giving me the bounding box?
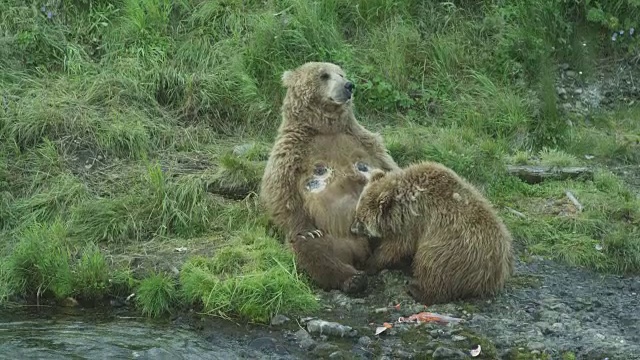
[341,271,368,295]
[296,229,324,240]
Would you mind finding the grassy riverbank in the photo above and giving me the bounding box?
[1,0,639,322]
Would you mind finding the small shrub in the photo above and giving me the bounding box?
[136,272,177,318]
[73,244,111,301]
[5,221,74,300]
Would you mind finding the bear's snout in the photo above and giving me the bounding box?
[345,81,354,92]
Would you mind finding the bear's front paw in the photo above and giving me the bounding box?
[296,229,324,240]
[341,271,368,295]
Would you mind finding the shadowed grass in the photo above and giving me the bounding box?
[206,153,266,200]
[69,161,215,243]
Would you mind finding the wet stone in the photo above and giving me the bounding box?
[294,329,316,351]
[312,343,340,356]
[248,337,290,356]
[270,314,290,326]
[358,336,372,347]
[306,319,356,338]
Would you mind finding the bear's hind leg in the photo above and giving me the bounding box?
[406,241,454,305]
[291,233,368,295]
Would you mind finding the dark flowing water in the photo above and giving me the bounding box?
[0,307,305,360]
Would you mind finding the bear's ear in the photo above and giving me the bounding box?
[281,70,296,88]
[370,169,386,182]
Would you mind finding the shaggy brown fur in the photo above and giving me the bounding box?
[350,161,515,304]
[260,62,399,294]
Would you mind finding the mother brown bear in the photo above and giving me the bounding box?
[259,62,399,294]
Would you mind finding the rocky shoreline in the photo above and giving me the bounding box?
[8,246,638,360]
[168,249,638,360]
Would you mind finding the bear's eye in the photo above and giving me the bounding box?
[320,72,330,80]
[356,162,369,172]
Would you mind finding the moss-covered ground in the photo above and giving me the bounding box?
[1,0,639,323]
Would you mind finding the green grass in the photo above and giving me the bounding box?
[1,0,640,323]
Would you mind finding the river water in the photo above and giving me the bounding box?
[0,306,306,360]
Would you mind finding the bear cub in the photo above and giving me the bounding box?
[350,161,515,304]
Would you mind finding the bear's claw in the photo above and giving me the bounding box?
[297,229,324,240]
[341,271,368,295]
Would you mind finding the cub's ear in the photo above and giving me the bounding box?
[370,169,386,182]
[281,70,296,88]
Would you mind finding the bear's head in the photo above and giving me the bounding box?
[350,169,391,239]
[281,62,355,109]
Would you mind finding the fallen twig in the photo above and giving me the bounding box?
[565,190,583,212]
[506,165,594,184]
[505,207,527,219]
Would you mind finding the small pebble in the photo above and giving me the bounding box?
[270,314,290,326]
[358,336,372,347]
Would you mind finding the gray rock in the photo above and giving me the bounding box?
[566,70,577,78]
[294,329,316,351]
[329,350,345,359]
[270,314,290,326]
[432,346,467,359]
[452,335,467,341]
[312,343,340,356]
[560,63,570,70]
[306,319,356,338]
[248,337,290,355]
[393,349,415,359]
[232,143,254,157]
[358,336,373,347]
[527,341,545,351]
